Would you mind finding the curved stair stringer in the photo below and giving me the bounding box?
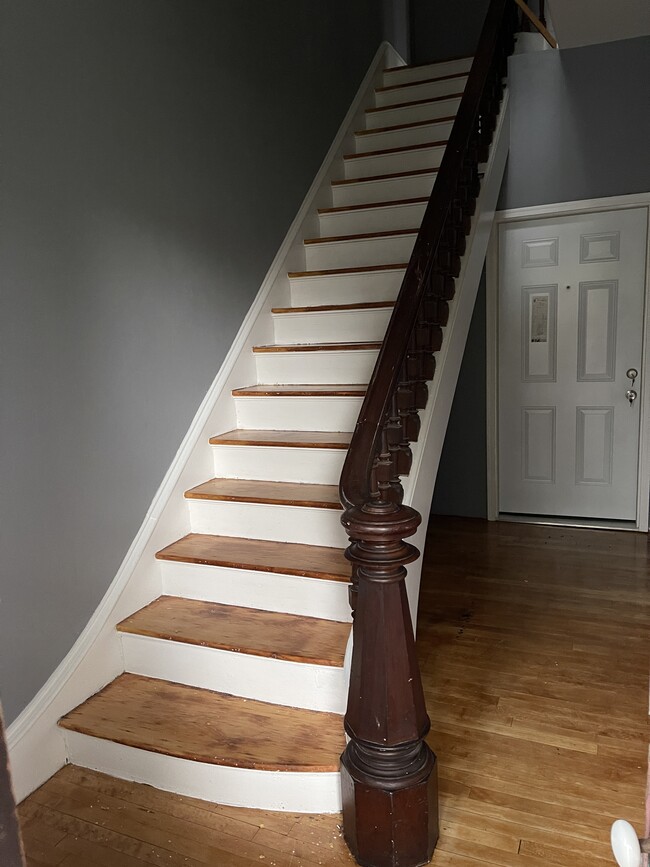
[6,40,404,806]
[400,90,510,624]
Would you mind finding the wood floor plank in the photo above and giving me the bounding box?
[155,533,350,582]
[58,674,345,772]
[117,597,350,666]
[21,518,650,866]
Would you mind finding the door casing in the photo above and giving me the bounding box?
[486,192,650,531]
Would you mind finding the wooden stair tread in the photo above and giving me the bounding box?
[185,478,342,510]
[383,54,472,73]
[252,341,381,353]
[156,533,350,581]
[209,429,352,448]
[232,383,366,396]
[366,92,463,114]
[332,167,437,186]
[58,673,345,772]
[344,139,448,160]
[288,262,407,279]
[304,228,418,245]
[318,197,429,215]
[376,72,467,93]
[117,597,350,667]
[272,301,394,314]
[355,115,456,137]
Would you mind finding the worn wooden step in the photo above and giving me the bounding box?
[185,478,342,510]
[382,55,473,88]
[318,196,428,216]
[117,597,350,667]
[59,673,346,773]
[210,429,352,448]
[374,73,467,108]
[331,167,437,207]
[288,262,408,280]
[252,340,382,353]
[209,429,350,486]
[304,226,417,271]
[354,116,456,154]
[272,300,394,315]
[156,533,350,582]
[232,384,365,433]
[343,140,447,178]
[365,94,462,130]
[232,383,366,396]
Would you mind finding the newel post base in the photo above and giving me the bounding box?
[340,502,439,867]
[341,740,439,867]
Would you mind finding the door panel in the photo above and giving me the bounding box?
[498,208,647,520]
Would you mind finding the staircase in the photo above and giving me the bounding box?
[54,43,508,823]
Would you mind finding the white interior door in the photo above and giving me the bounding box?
[498,207,648,521]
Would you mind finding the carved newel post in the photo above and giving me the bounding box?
[341,500,438,867]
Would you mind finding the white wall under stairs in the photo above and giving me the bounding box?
[7,41,509,815]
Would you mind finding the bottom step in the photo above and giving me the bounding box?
[59,673,345,812]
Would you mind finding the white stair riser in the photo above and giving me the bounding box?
[121,634,347,714]
[254,349,377,385]
[64,733,342,813]
[365,96,461,130]
[187,500,348,548]
[355,119,454,154]
[290,270,404,307]
[212,443,346,484]
[273,307,392,344]
[234,395,364,431]
[319,201,427,236]
[382,57,473,88]
[332,173,435,207]
[344,144,445,179]
[160,561,352,622]
[375,75,466,108]
[305,233,416,271]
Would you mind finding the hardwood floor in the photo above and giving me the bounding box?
[19,517,650,866]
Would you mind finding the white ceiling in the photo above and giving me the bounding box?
[546,0,650,49]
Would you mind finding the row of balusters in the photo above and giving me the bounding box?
[367,25,514,508]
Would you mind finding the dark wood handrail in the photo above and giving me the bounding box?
[340,0,513,514]
[339,2,517,865]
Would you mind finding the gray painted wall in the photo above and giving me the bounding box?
[500,36,650,209]
[410,0,489,64]
[433,36,650,518]
[0,0,384,725]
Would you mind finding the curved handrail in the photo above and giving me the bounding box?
[340,0,514,513]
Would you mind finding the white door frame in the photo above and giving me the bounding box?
[486,192,650,531]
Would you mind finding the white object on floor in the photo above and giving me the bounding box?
[611,820,643,867]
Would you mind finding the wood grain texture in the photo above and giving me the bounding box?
[155,533,350,582]
[23,519,648,865]
[252,341,382,352]
[117,597,350,666]
[231,384,366,396]
[58,674,345,772]
[19,765,356,866]
[288,263,407,279]
[209,429,352,448]
[318,197,429,215]
[376,73,467,93]
[184,478,342,509]
[304,228,418,245]
[383,55,473,73]
[345,140,448,160]
[355,115,457,137]
[272,301,395,314]
[332,167,437,186]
